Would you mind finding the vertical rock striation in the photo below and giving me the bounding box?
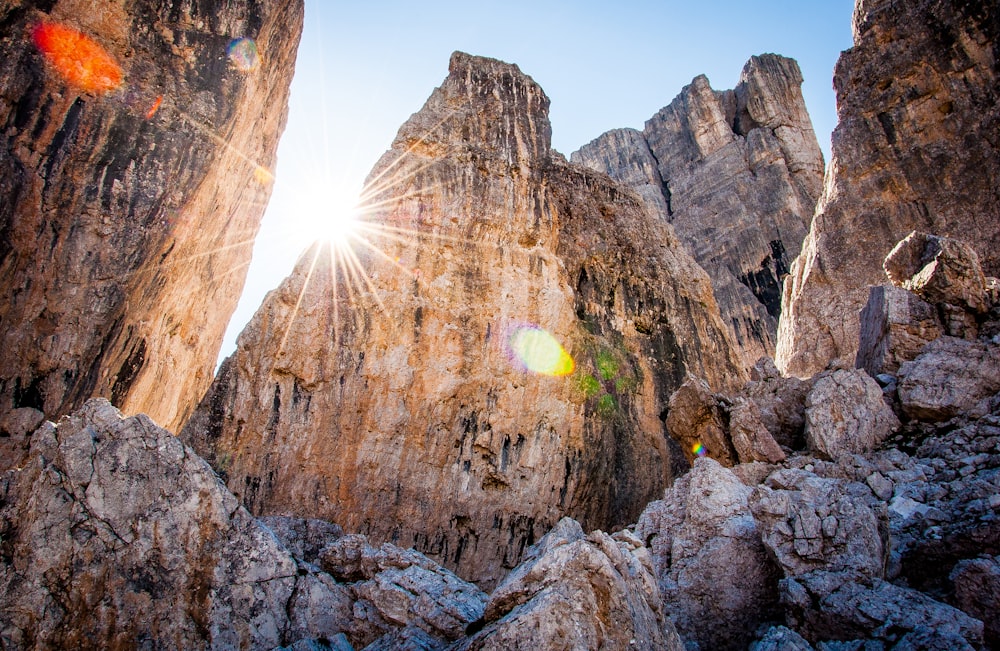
[777,0,1000,377]
[573,54,824,370]
[183,51,745,588]
[0,0,303,433]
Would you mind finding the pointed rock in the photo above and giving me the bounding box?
[182,52,746,588]
[777,0,1000,376]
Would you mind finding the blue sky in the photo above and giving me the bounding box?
[219,0,856,361]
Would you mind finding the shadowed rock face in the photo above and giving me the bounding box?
[0,0,303,433]
[573,54,824,371]
[777,0,1000,377]
[182,51,746,588]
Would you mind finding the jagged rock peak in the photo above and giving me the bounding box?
[183,50,746,589]
[777,0,1000,377]
[385,51,552,171]
[573,53,823,371]
[0,0,304,433]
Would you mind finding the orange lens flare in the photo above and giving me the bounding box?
[509,326,575,377]
[32,22,123,93]
[145,95,163,119]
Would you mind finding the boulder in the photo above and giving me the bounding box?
[750,469,887,580]
[855,284,943,376]
[730,397,787,463]
[950,556,1000,648]
[884,231,989,315]
[0,399,354,649]
[780,571,983,649]
[635,458,782,651]
[897,337,1000,421]
[744,359,812,450]
[454,518,684,651]
[665,375,737,465]
[804,370,900,459]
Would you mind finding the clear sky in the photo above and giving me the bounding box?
[218,0,857,361]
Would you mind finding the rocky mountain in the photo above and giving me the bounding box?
[0,0,302,435]
[2,0,999,649]
[776,0,1000,377]
[573,54,824,370]
[181,51,747,589]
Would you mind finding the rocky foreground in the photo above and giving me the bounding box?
[2,231,998,649]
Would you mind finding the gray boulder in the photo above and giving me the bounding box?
[897,337,1000,421]
[804,370,900,460]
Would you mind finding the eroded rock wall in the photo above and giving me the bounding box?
[0,0,302,433]
[182,52,746,588]
[777,0,1000,377]
[573,54,824,370]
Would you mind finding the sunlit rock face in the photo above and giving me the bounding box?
[777,0,1000,377]
[0,0,302,434]
[573,54,824,371]
[183,51,746,588]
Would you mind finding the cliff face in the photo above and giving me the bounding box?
[182,52,746,588]
[0,0,302,434]
[777,0,1000,377]
[573,54,824,370]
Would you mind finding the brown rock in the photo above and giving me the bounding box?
[634,458,782,651]
[804,369,900,459]
[574,54,824,370]
[950,556,1000,648]
[743,359,812,451]
[897,336,1000,421]
[664,375,737,465]
[455,518,684,651]
[777,0,1000,377]
[0,399,355,649]
[884,231,989,314]
[855,284,944,376]
[182,52,746,588]
[0,0,302,432]
[729,397,787,464]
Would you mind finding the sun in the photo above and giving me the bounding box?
[290,181,364,249]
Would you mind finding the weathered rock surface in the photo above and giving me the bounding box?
[454,518,684,651]
[897,336,1000,421]
[182,51,746,588]
[0,399,355,649]
[0,0,302,435]
[781,570,984,648]
[777,0,1000,376]
[635,458,782,651]
[750,468,888,580]
[804,369,899,460]
[950,555,1000,648]
[574,54,824,369]
[856,284,944,377]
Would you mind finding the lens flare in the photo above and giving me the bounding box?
[509,326,575,377]
[692,442,707,457]
[32,22,123,93]
[227,37,260,71]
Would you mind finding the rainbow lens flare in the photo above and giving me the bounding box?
[32,22,123,93]
[227,37,260,71]
[692,442,707,457]
[509,326,575,377]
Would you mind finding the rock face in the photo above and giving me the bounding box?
[0,0,302,433]
[0,399,355,649]
[182,52,746,588]
[573,54,824,369]
[456,518,684,651]
[777,0,1000,377]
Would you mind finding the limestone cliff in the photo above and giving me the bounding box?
[0,0,302,434]
[777,0,1000,377]
[573,54,824,371]
[182,52,746,588]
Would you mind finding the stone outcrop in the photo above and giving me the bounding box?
[635,458,782,651]
[0,399,355,649]
[573,54,824,370]
[182,52,746,588]
[0,0,302,434]
[777,0,1000,377]
[455,518,684,651]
